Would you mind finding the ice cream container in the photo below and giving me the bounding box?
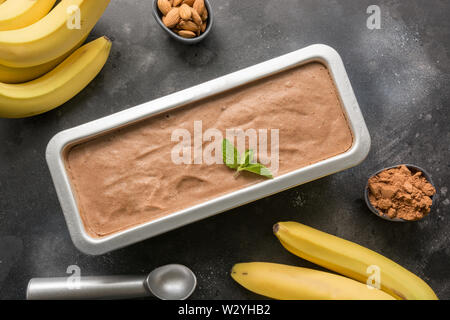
[46,44,371,255]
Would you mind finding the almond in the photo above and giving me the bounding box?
[173,0,183,6]
[179,4,192,20]
[158,0,172,16]
[163,7,180,28]
[178,30,196,38]
[201,22,206,33]
[183,0,195,6]
[193,0,205,15]
[191,7,202,25]
[201,8,208,21]
[179,20,199,32]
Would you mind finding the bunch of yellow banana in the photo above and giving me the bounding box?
[0,0,112,118]
[232,222,438,300]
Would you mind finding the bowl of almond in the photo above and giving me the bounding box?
[153,0,213,44]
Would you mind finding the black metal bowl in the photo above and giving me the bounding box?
[152,0,214,44]
[364,164,437,222]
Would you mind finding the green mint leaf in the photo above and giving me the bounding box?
[241,149,254,167]
[222,139,240,169]
[223,140,274,179]
[238,163,274,179]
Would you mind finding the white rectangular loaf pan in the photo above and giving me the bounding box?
[46,44,371,255]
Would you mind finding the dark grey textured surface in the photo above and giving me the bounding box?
[0,0,449,300]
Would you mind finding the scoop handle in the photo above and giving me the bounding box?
[26,275,150,300]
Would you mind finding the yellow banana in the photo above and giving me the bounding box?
[0,34,88,84]
[0,36,111,118]
[273,222,438,300]
[0,0,110,67]
[0,0,57,31]
[231,262,395,300]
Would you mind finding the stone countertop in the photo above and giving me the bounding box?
[0,0,449,299]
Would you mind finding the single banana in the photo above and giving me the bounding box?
[0,36,111,118]
[273,222,438,300]
[0,0,110,67]
[0,34,88,84]
[231,262,395,300]
[0,0,57,31]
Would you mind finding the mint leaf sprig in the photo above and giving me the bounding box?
[222,139,273,179]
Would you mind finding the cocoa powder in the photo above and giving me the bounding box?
[368,165,436,221]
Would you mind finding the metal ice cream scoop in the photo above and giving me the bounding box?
[26,264,196,300]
